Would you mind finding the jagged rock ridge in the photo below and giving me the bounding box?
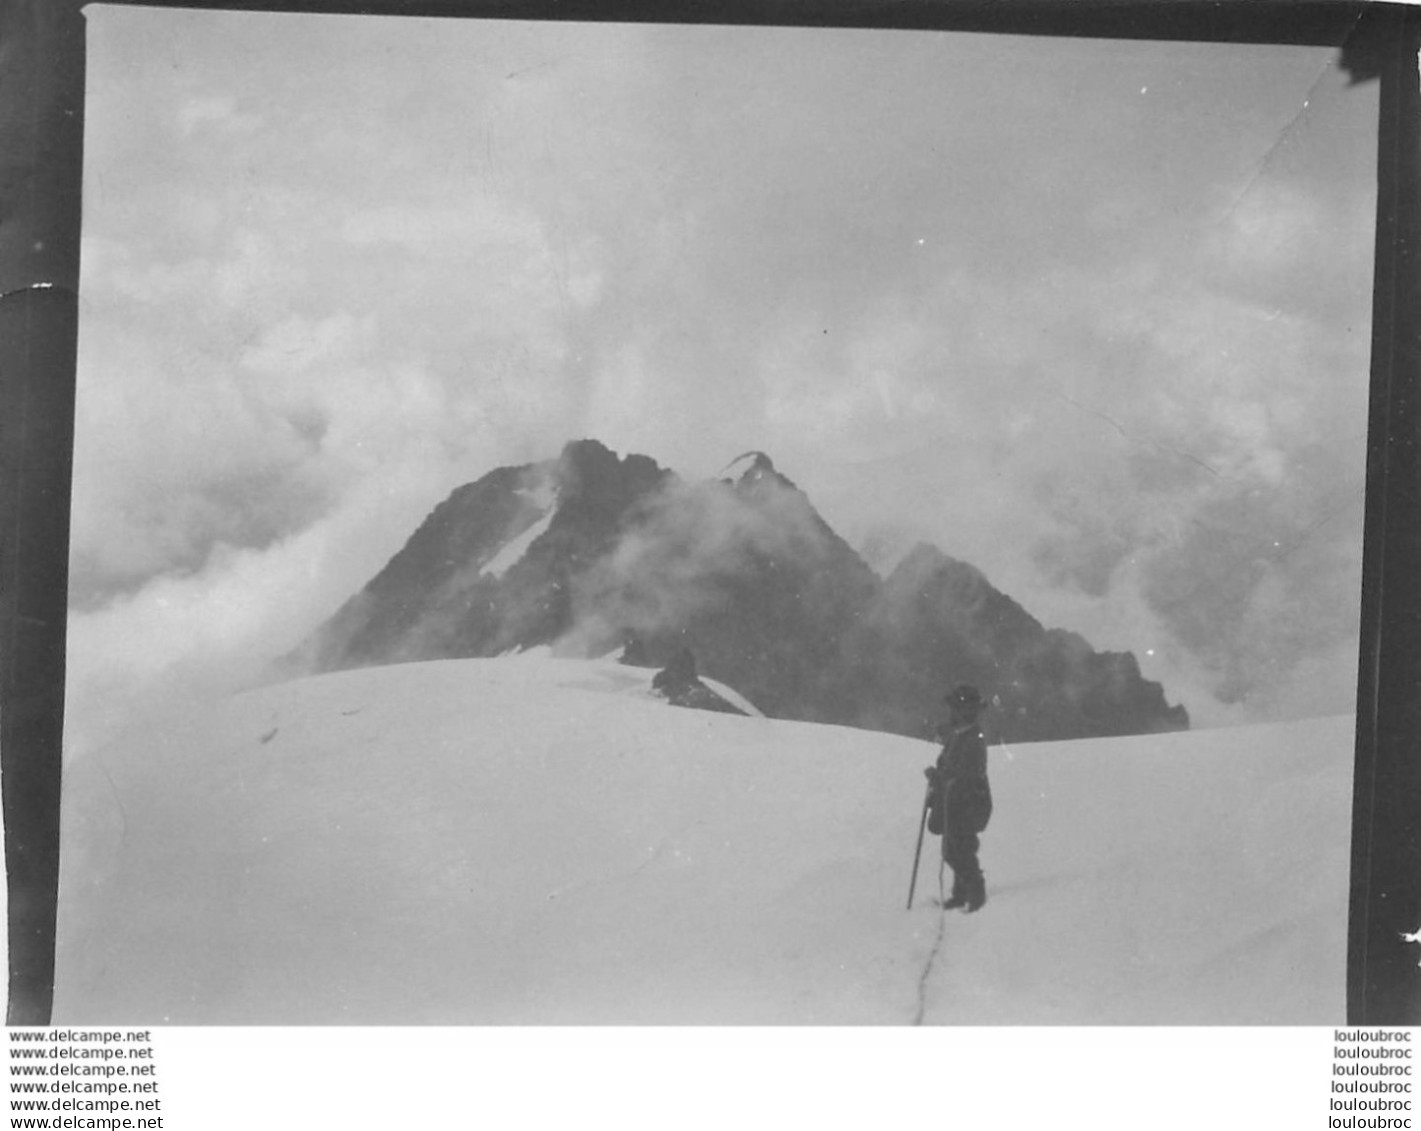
[293,440,1189,743]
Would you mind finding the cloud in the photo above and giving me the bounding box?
[1212,181,1326,278]
[563,469,840,655]
[177,93,262,137]
[340,201,543,259]
[64,457,465,758]
[69,12,1375,748]
[736,224,1369,727]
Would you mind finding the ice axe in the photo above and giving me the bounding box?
[907,779,932,910]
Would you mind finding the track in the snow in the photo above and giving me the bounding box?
[912,904,949,1025]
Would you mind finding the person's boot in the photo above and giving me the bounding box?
[941,873,968,910]
[962,873,987,913]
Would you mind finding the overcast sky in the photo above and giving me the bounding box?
[68,5,1378,752]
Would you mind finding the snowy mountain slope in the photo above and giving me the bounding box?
[478,490,558,579]
[53,657,1351,1024]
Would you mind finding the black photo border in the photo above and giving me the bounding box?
[1,0,1414,1026]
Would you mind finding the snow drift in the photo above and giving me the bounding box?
[54,655,1351,1024]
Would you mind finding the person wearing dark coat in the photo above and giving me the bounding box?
[925,683,993,912]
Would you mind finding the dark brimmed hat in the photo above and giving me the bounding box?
[944,684,984,710]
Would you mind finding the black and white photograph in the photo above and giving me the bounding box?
[35,1,1390,1035]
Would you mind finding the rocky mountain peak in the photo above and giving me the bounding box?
[721,449,807,498]
[553,438,669,505]
[293,441,1190,743]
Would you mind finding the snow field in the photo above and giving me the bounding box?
[54,656,1352,1024]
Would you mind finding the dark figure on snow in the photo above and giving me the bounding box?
[650,647,749,716]
[925,684,993,912]
[651,647,697,695]
[618,630,652,668]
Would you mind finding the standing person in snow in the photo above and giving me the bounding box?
[925,684,993,912]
